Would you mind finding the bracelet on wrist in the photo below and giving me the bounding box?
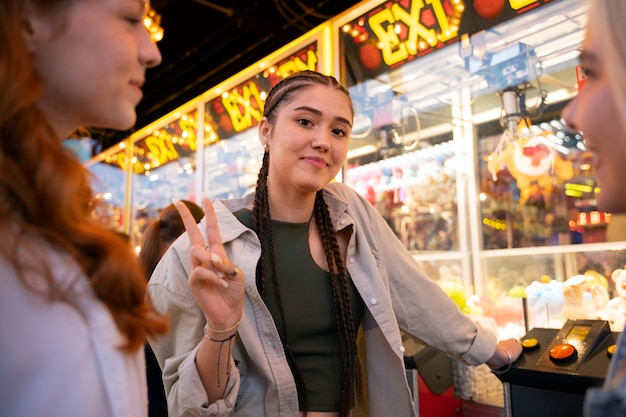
[491,346,512,375]
[202,324,237,388]
[205,317,242,334]
[203,325,238,342]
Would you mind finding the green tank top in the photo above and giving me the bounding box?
[234,209,364,412]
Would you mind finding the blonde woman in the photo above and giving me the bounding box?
[562,1,626,415]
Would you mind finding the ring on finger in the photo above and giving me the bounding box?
[225,265,240,279]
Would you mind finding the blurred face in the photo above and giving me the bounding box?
[561,26,626,213]
[259,84,353,198]
[23,0,162,138]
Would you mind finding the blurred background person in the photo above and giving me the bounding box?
[139,200,204,278]
[139,200,204,417]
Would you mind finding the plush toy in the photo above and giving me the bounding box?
[487,129,574,207]
[583,269,609,293]
[597,269,626,331]
[588,272,610,309]
[525,279,564,329]
[438,280,467,312]
[561,274,610,322]
[466,294,502,319]
[436,264,468,311]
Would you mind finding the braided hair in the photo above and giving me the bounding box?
[252,71,360,417]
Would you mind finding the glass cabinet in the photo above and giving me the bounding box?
[335,0,626,341]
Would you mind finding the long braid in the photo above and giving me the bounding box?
[252,151,309,412]
[314,191,360,416]
[253,162,358,416]
[251,151,269,294]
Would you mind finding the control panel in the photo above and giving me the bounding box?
[533,319,611,371]
[495,319,618,417]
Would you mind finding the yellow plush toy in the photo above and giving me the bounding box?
[488,129,574,207]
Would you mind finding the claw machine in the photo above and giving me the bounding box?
[332,0,626,414]
[87,142,131,236]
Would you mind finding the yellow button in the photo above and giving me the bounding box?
[608,344,617,358]
[550,343,576,361]
[522,338,539,350]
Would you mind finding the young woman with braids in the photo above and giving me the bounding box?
[0,0,169,416]
[148,70,522,417]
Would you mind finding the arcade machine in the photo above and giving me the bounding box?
[495,319,619,417]
[460,36,618,416]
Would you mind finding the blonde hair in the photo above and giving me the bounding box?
[588,0,626,134]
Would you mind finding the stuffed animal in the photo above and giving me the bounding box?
[561,274,609,322]
[525,279,564,329]
[598,268,626,331]
[438,280,467,312]
[487,130,574,207]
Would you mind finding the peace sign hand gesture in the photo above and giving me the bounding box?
[173,196,245,332]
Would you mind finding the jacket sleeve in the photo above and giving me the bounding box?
[342,184,497,366]
[147,240,241,417]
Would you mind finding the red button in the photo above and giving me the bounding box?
[550,343,576,361]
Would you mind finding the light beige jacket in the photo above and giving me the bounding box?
[148,182,497,417]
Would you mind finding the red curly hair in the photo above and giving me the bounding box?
[0,0,168,351]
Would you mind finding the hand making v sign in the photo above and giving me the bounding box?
[173,197,245,333]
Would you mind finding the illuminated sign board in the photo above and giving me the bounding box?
[341,0,553,84]
[130,111,198,173]
[103,148,128,171]
[205,42,319,141]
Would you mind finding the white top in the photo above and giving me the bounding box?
[0,234,147,417]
